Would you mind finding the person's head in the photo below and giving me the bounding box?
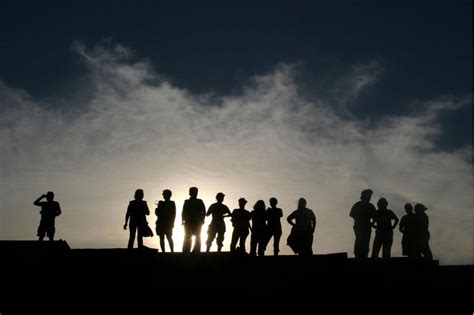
[269,197,278,208]
[162,189,172,201]
[46,191,54,202]
[414,203,427,214]
[238,197,247,209]
[134,189,144,200]
[216,192,225,203]
[404,203,413,214]
[377,197,388,210]
[254,200,265,211]
[298,198,307,210]
[360,189,373,202]
[189,187,198,198]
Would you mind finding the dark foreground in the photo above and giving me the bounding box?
[0,241,471,314]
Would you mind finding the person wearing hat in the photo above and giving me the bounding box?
[414,203,433,260]
[205,192,231,252]
[266,197,283,256]
[230,198,252,253]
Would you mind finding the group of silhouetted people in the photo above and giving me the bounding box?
[350,189,433,260]
[120,187,316,256]
[33,188,432,259]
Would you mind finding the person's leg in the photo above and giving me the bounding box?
[128,225,136,249]
[192,225,202,252]
[216,226,225,253]
[206,226,216,252]
[159,234,166,252]
[230,230,238,252]
[250,232,257,256]
[241,230,249,253]
[182,225,192,253]
[274,230,282,256]
[38,226,45,242]
[420,240,433,260]
[137,228,143,248]
[371,232,383,258]
[166,231,174,253]
[382,233,393,259]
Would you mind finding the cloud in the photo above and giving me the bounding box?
[0,42,472,264]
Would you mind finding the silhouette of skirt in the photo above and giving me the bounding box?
[142,221,154,237]
[287,228,313,255]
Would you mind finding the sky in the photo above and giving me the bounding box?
[0,1,472,264]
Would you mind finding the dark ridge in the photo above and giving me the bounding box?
[0,240,471,314]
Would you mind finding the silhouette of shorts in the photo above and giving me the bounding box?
[37,221,55,238]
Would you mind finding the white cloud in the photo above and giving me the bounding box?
[0,43,472,264]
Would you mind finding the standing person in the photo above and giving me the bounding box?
[230,198,252,253]
[123,189,151,249]
[250,200,268,256]
[266,197,283,256]
[286,198,316,256]
[206,192,231,253]
[349,189,377,258]
[399,203,416,258]
[371,198,399,259]
[413,203,433,260]
[182,187,206,253]
[33,191,62,241]
[155,189,176,253]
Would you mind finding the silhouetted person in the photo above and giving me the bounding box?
[123,189,150,249]
[155,189,176,253]
[399,203,416,258]
[350,189,376,258]
[205,192,231,252]
[250,200,268,256]
[287,198,316,256]
[413,203,433,260]
[371,198,399,259]
[266,197,283,256]
[182,187,206,253]
[33,192,61,241]
[230,198,251,253]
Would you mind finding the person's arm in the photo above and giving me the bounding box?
[311,212,316,233]
[206,205,212,217]
[278,208,283,218]
[223,206,232,218]
[34,194,46,206]
[124,203,130,230]
[287,212,296,226]
[391,212,399,229]
[144,201,150,216]
[349,203,357,219]
[200,200,206,224]
[171,202,176,227]
[155,202,160,217]
[56,202,62,217]
[399,217,405,233]
[181,201,187,225]
[370,206,377,228]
